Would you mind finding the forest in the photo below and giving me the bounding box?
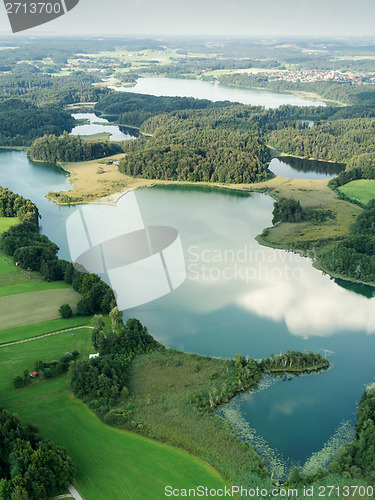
[94,92,222,128]
[119,106,271,183]
[70,315,161,424]
[267,118,375,166]
[0,99,75,146]
[29,133,122,164]
[0,407,74,499]
[0,64,108,106]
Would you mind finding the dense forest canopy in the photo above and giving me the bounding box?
[29,133,122,163]
[267,118,375,166]
[0,407,74,500]
[119,106,271,183]
[94,92,224,128]
[0,99,75,146]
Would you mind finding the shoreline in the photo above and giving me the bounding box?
[46,158,373,290]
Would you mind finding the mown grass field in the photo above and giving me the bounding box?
[0,327,230,499]
[0,316,90,344]
[338,179,375,206]
[0,216,18,233]
[0,288,81,330]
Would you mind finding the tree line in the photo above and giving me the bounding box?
[319,200,375,283]
[0,188,116,314]
[0,407,74,500]
[29,133,122,164]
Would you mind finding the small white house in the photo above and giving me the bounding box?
[89,353,99,359]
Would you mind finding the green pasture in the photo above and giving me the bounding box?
[0,288,81,330]
[0,330,229,500]
[338,179,375,206]
[0,316,91,344]
[0,327,92,392]
[0,216,18,233]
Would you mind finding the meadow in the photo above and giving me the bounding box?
[0,327,230,499]
[338,179,375,206]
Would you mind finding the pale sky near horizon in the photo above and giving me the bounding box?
[0,0,374,37]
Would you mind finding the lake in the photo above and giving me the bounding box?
[70,113,137,141]
[110,77,327,108]
[1,149,374,481]
[269,156,343,180]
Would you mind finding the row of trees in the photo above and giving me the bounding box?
[0,188,116,314]
[0,187,39,222]
[260,350,329,372]
[29,133,122,164]
[0,407,74,499]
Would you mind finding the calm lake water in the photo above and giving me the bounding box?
[70,113,137,141]
[1,149,375,480]
[110,77,326,108]
[269,156,343,180]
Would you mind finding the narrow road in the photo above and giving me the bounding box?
[0,326,94,348]
[69,484,84,500]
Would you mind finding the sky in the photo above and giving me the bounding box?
[1,0,375,37]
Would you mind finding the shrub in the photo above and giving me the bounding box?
[59,303,73,319]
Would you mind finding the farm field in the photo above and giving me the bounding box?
[0,328,230,499]
[338,179,375,206]
[0,288,81,329]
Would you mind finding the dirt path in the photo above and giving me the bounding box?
[0,325,94,348]
[68,485,84,500]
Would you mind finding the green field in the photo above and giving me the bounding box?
[338,179,375,206]
[0,328,229,499]
[0,288,81,330]
[0,316,90,344]
[0,216,18,233]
